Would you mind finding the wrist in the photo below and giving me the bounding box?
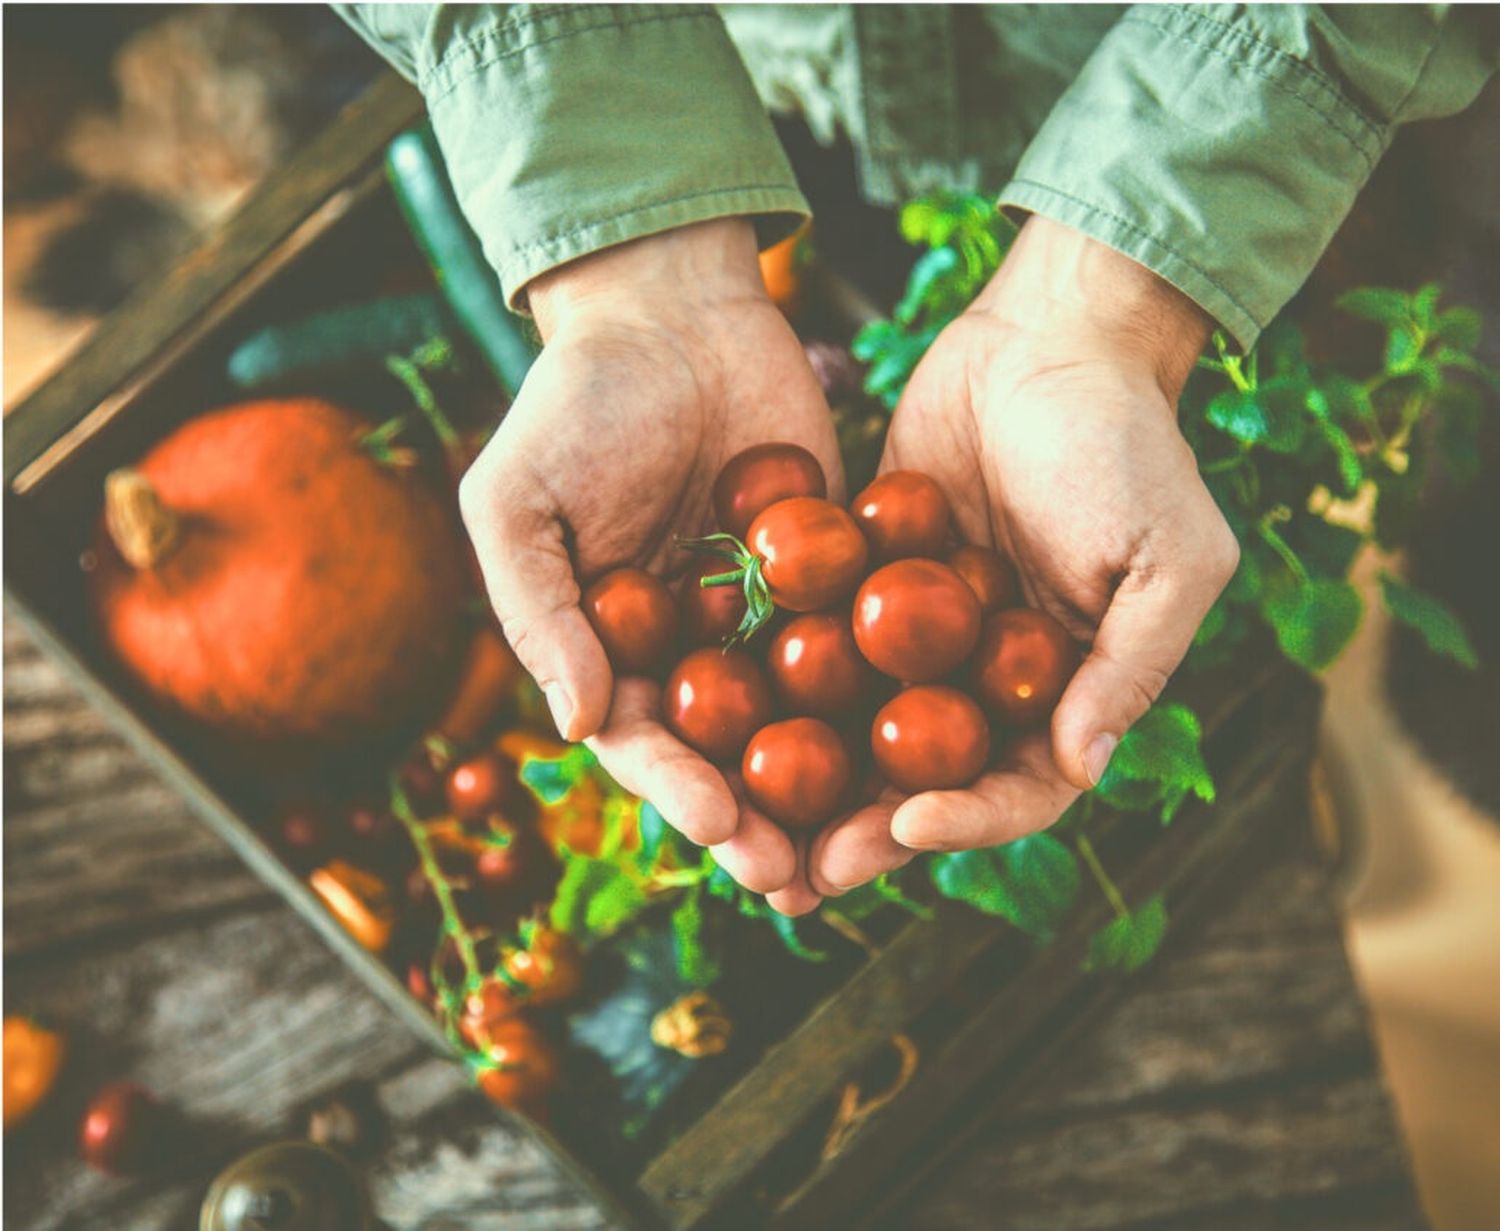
[526,217,767,341]
[973,215,1211,398]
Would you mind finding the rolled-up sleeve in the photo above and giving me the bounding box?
[334,4,809,309]
[999,5,1499,348]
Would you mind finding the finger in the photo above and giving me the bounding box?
[765,841,823,917]
[890,731,1080,851]
[583,677,738,846]
[808,797,914,896]
[710,798,798,895]
[1051,526,1238,791]
[458,456,611,742]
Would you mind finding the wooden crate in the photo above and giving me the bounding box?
[3,73,1323,1230]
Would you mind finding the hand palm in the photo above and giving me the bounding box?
[461,288,842,895]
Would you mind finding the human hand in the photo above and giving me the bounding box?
[802,215,1238,900]
[458,218,843,895]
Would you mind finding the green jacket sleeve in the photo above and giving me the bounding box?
[333,4,808,310]
[999,5,1499,348]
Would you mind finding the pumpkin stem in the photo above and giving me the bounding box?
[104,469,180,570]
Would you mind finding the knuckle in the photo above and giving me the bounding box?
[455,466,490,532]
[1206,520,1241,583]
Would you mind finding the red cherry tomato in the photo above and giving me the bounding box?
[853,559,981,682]
[663,648,775,763]
[947,545,1019,615]
[871,686,990,793]
[472,816,541,890]
[474,1018,560,1112]
[276,805,331,867]
[850,470,951,561]
[767,611,876,718]
[80,1082,162,1175]
[503,927,584,1007]
[713,442,827,540]
[742,717,852,829]
[459,978,522,1050]
[748,497,868,613]
[678,555,749,647]
[974,607,1081,726]
[583,567,678,675]
[446,751,520,818]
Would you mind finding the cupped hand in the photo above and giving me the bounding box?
[807,215,1239,896]
[458,218,842,895]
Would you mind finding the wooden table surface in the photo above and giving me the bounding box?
[2,612,1426,1230]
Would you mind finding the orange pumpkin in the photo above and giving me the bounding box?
[89,399,469,756]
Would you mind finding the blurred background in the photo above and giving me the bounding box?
[5,5,1499,1228]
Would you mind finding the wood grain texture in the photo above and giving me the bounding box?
[2,615,616,1231]
[884,856,1424,1231]
[1,613,1420,1230]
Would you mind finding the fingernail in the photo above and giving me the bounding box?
[1084,733,1118,786]
[543,683,574,740]
[890,817,932,851]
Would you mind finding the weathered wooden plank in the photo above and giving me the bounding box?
[2,892,612,1231]
[4,624,273,955]
[891,1078,1424,1231]
[3,71,423,487]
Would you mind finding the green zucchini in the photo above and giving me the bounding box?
[226,293,450,390]
[386,124,538,399]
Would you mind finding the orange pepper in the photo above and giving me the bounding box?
[435,624,523,749]
[309,860,395,953]
[4,1016,65,1130]
[759,223,810,313]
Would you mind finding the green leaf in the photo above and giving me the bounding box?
[1411,282,1442,329]
[930,834,1080,939]
[1314,417,1364,495]
[768,912,829,962]
[1085,895,1168,974]
[550,857,648,938]
[518,744,596,804]
[930,848,1015,916]
[1433,306,1481,352]
[1378,574,1479,669]
[850,319,901,362]
[671,887,720,987]
[1262,578,1363,670]
[994,834,1081,937]
[1385,323,1423,373]
[1337,287,1412,328]
[1205,384,1306,453]
[894,246,961,325]
[1225,549,1265,603]
[1094,703,1215,819]
[637,800,667,857]
[1316,374,1376,424]
[1288,514,1364,580]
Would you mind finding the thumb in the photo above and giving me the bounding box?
[458,462,612,742]
[1050,550,1233,792]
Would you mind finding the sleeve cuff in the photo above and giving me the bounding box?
[421,5,809,311]
[998,5,1389,349]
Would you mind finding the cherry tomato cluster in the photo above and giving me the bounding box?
[273,685,602,1113]
[583,444,1083,832]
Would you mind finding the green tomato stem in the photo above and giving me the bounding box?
[391,778,482,989]
[1076,834,1130,921]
